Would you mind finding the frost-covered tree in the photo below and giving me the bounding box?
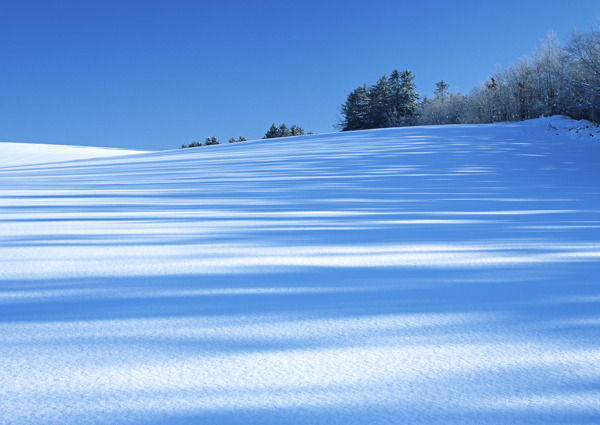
[418,81,467,126]
[566,25,600,121]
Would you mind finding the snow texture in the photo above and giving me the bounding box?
[0,142,145,168]
[1,117,599,424]
[542,115,600,140]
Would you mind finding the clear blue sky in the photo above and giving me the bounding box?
[1,0,598,150]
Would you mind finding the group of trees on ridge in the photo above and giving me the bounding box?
[263,123,308,139]
[339,69,420,131]
[180,123,309,148]
[340,22,600,130]
[181,136,247,148]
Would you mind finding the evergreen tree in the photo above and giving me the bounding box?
[204,136,220,145]
[264,123,308,139]
[398,70,420,124]
[290,125,305,136]
[181,141,202,148]
[338,69,420,130]
[263,123,281,139]
[279,123,291,137]
[388,69,403,126]
[434,80,450,99]
[339,84,370,131]
[366,74,392,128]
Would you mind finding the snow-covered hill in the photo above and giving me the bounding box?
[0,116,599,424]
[0,141,145,167]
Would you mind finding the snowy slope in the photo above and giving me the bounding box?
[0,116,599,425]
[0,141,145,167]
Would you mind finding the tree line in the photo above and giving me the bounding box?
[182,20,599,149]
[340,21,600,130]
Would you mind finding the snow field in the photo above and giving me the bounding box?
[0,116,599,424]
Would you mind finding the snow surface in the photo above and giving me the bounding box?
[0,142,145,167]
[1,116,599,424]
[542,115,600,140]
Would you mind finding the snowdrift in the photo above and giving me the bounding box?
[0,116,599,425]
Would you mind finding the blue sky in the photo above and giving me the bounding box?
[1,0,598,150]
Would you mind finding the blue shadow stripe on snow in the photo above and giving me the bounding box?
[1,265,598,339]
